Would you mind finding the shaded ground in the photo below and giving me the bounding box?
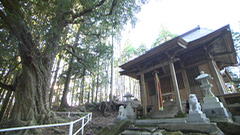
[85,111,118,135]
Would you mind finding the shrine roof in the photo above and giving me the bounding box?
[120,25,237,79]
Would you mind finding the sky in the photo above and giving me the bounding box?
[121,0,240,49]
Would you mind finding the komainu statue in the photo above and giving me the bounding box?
[189,94,201,114]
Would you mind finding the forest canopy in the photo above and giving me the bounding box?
[0,0,147,130]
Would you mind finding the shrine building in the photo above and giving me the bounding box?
[120,25,237,117]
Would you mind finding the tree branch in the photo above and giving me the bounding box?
[72,0,106,20]
[1,0,41,59]
[64,48,86,65]
[104,0,117,16]
[0,82,15,91]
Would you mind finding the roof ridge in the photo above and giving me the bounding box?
[180,25,200,38]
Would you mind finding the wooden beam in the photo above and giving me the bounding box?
[136,58,180,76]
[212,52,235,57]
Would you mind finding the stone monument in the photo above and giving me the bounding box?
[186,94,210,123]
[195,71,231,122]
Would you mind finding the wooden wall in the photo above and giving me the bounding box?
[198,63,221,96]
[143,61,227,107]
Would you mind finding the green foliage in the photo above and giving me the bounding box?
[152,25,178,48]
[227,30,240,90]
[122,41,148,63]
[232,31,240,58]
[0,0,148,122]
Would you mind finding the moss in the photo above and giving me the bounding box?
[217,121,240,135]
[97,120,132,135]
[164,131,184,135]
[97,126,111,135]
[174,112,186,118]
[138,115,151,119]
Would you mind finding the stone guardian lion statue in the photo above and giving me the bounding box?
[188,94,202,114]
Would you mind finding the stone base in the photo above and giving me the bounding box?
[202,96,231,122]
[203,96,224,109]
[186,112,210,123]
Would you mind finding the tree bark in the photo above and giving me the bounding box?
[110,33,114,101]
[49,54,62,107]
[95,59,100,102]
[11,58,55,127]
[91,75,95,103]
[80,68,86,105]
[0,91,12,122]
[0,0,66,128]
[59,57,74,109]
[71,76,77,106]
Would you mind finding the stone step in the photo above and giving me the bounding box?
[120,126,165,135]
[135,118,186,126]
[149,102,178,118]
[149,101,188,118]
[121,129,164,135]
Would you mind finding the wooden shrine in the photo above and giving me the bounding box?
[120,25,237,116]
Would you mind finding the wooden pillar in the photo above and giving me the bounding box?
[181,69,191,95]
[208,59,226,95]
[169,60,183,113]
[140,73,147,116]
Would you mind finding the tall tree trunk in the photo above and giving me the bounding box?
[0,91,12,122]
[91,76,95,103]
[80,68,86,105]
[11,58,55,127]
[1,1,67,129]
[95,59,100,102]
[5,93,14,119]
[49,54,62,107]
[110,33,114,101]
[59,57,74,109]
[71,76,77,106]
[0,90,6,103]
[87,91,90,103]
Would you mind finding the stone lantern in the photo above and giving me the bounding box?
[195,71,215,97]
[123,92,134,102]
[122,92,136,122]
[195,71,231,122]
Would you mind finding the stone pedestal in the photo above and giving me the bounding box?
[186,111,210,123]
[202,96,231,122]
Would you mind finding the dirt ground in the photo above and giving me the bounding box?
[85,111,118,135]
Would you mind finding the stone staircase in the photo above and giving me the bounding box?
[149,101,187,118]
[120,126,164,135]
[120,118,186,135]
[120,118,224,135]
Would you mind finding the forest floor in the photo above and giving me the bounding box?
[85,111,118,135]
[46,105,119,135]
